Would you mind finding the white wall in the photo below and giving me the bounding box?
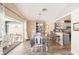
[0,5,5,39]
[71,8,79,55]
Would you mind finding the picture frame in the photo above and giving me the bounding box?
[73,22,79,31]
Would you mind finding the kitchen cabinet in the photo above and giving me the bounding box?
[54,19,71,46]
[63,33,70,45]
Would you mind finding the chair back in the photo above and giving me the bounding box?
[34,36,43,45]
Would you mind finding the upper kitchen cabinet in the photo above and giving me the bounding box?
[54,15,71,33]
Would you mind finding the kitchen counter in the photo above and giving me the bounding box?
[55,31,70,46]
[55,32,64,46]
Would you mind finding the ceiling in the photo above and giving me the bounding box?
[14,3,79,22]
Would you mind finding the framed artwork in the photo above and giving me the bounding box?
[73,22,79,31]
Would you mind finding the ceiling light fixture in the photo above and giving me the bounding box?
[42,8,47,11]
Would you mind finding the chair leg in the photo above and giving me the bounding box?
[46,47,48,52]
[41,46,43,52]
